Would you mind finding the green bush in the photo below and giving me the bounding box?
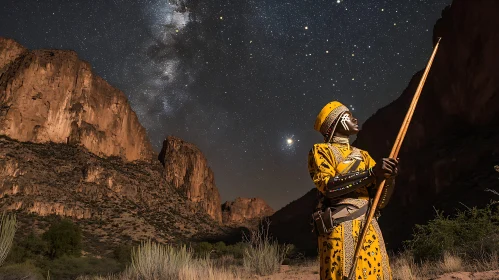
[192,241,212,257]
[7,232,48,263]
[0,262,45,280]
[191,241,248,259]
[37,255,123,280]
[405,202,499,261]
[113,244,132,265]
[42,219,82,259]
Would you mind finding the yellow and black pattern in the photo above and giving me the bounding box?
[309,142,392,280]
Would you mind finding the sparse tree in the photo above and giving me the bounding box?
[43,219,82,259]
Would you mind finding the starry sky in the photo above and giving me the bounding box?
[0,0,451,210]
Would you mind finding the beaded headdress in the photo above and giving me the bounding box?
[314,101,349,143]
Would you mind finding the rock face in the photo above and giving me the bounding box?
[0,37,154,162]
[221,197,274,225]
[159,136,223,223]
[353,0,499,249]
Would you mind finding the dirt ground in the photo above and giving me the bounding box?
[254,265,499,280]
[433,270,499,280]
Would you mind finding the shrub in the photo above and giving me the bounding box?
[0,262,45,280]
[223,242,248,259]
[405,202,499,261]
[242,220,290,276]
[191,241,248,259]
[7,232,47,263]
[42,219,82,259]
[192,242,212,257]
[113,244,132,265]
[38,255,123,280]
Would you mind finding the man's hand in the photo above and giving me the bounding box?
[373,158,399,180]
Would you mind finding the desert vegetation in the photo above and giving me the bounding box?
[0,170,497,279]
[391,200,499,279]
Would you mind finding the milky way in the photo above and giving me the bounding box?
[0,0,451,209]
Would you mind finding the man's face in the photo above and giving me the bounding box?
[335,111,359,136]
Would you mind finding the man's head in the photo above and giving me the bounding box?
[333,111,359,137]
[314,100,358,142]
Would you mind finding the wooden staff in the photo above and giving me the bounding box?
[347,37,442,280]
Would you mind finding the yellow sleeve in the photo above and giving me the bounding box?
[361,150,376,169]
[308,144,337,195]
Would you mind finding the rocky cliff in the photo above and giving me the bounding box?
[0,135,224,253]
[269,0,499,254]
[354,0,499,249]
[221,197,274,226]
[0,38,235,253]
[0,37,154,162]
[158,136,223,223]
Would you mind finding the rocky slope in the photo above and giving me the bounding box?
[0,37,154,163]
[221,197,274,226]
[0,135,224,253]
[269,0,499,253]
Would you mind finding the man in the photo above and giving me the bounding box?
[308,101,398,280]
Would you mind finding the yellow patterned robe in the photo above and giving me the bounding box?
[308,142,392,280]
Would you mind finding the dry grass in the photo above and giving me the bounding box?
[242,220,291,276]
[439,252,463,273]
[391,252,419,280]
[76,240,240,280]
[74,250,499,280]
[391,251,499,280]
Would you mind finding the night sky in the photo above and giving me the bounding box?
[0,0,451,210]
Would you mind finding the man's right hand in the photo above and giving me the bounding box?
[373,158,399,180]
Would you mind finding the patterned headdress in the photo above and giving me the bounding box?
[314,101,349,143]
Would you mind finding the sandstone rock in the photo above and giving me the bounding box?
[221,197,274,225]
[27,201,93,219]
[158,136,222,223]
[0,37,154,162]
